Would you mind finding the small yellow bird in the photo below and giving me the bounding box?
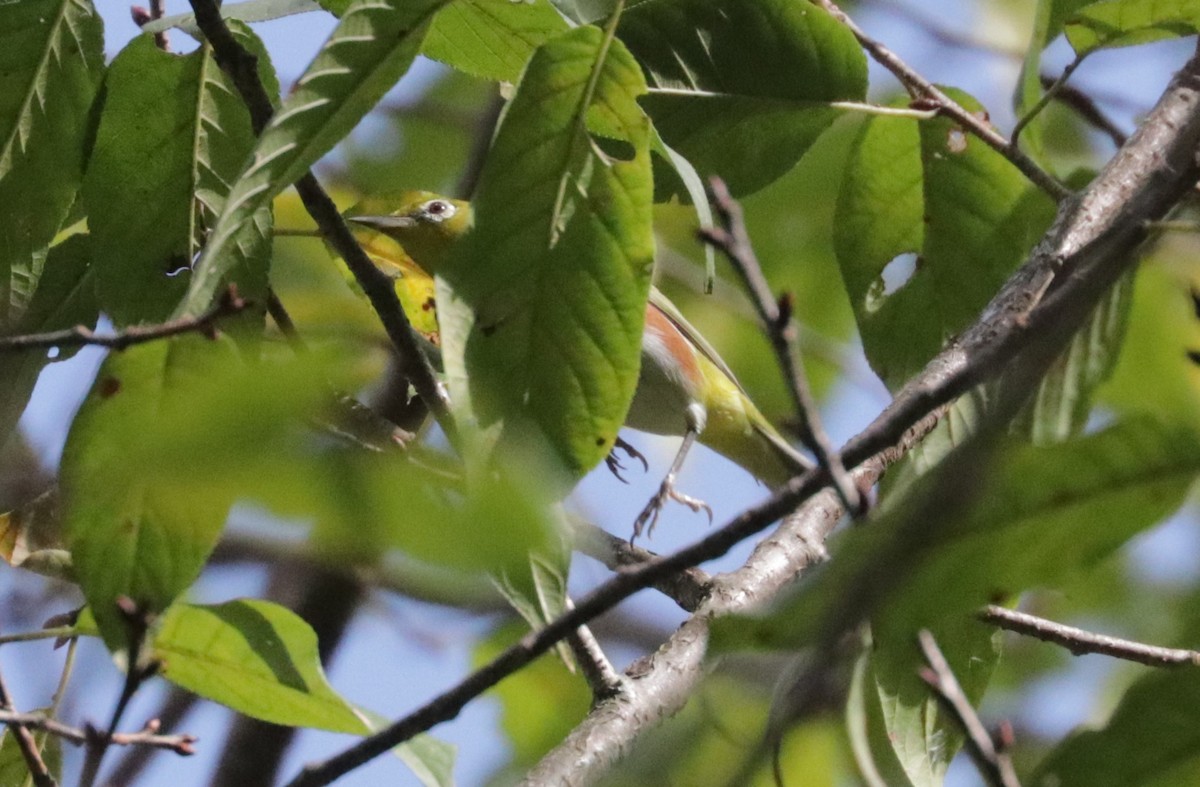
[348,192,813,535]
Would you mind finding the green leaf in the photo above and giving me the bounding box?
[1035,667,1200,787]
[438,24,655,477]
[1016,269,1133,443]
[0,0,104,324]
[114,340,557,578]
[153,599,366,733]
[1014,0,1093,158]
[423,0,569,83]
[0,233,98,446]
[618,0,866,197]
[180,0,448,318]
[357,707,456,787]
[83,32,273,325]
[1100,258,1200,430]
[143,0,323,35]
[858,619,1001,787]
[713,417,1200,652]
[1066,0,1200,55]
[60,338,238,651]
[473,620,590,767]
[834,90,1057,389]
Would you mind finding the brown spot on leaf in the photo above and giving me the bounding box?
[595,436,607,446]
[98,377,121,398]
[422,297,436,312]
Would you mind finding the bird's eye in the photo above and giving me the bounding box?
[422,199,455,220]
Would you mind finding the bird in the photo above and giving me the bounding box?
[347,191,814,538]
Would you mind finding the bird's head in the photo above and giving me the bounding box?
[347,191,471,274]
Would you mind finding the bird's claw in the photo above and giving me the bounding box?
[605,436,649,484]
[631,478,713,544]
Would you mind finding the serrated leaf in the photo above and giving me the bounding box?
[0,0,104,324]
[83,31,273,325]
[438,24,654,477]
[153,599,366,733]
[834,90,1057,390]
[618,0,866,197]
[0,233,97,446]
[1065,0,1200,55]
[423,0,569,82]
[143,0,323,35]
[713,417,1200,652]
[180,0,448,318]
[1035,667,1200,787]
[60,338,238,652]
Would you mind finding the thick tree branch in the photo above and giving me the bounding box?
[0,286,246,353]
[919,630,1022,787]
[187,0,454,434]
[286,36,1200,787]
[813,0,1072,201]
[981,605,1200,667]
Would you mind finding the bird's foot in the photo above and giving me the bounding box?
[605,436,649,484]
[631,478,713,543]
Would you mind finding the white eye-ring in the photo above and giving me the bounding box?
[421,199,456,221]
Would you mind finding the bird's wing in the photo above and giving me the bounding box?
[647,287,748,396]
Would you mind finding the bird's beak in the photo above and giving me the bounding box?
[347,215,418,230]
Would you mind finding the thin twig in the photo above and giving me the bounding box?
[79,598,158,787]
[811,0,1071,201]
[1041,73,1129,148]
[700,177,863,516]
[0,285,246,353]
[0,711,196,755]
[980,605,1200,667]
[563,599,625,702]
[0,658,55,787]
[266,288,308,353]
[572,521,711,612]
[918,630,1022,787]
[1013,55,1086,144]
[186,0,454,437]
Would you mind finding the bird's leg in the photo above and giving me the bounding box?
[605,435,649,484]
[632,411,713,542]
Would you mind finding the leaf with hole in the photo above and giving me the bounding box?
[834,90,1057,389]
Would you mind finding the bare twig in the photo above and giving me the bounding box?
[79,598,158,787]
[918,630,1022,787]
[981,605,1200,667]
[564,599,625,702]
[0,285,246,353]
[1013,55,1086,144]
[0,712,196,756]
[0,658,55,787]
[700,176,862,516]
[812,0,1072,201]
[186,0,454,436]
